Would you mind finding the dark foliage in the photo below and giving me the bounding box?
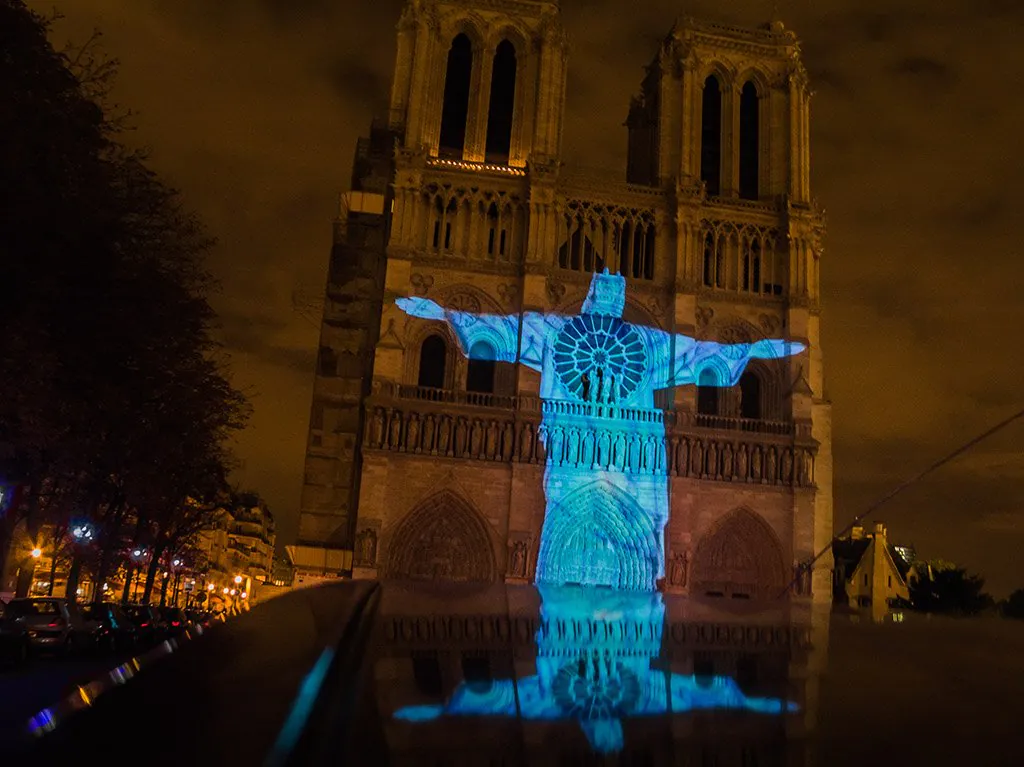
[0,0,249,597]
[909,562,994,616]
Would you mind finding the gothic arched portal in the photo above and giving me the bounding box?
[536,480,659,591]
[385,491,497,583]
[692,508,786,600]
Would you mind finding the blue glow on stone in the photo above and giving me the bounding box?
[393,586,799,754]
[397,271,805,591]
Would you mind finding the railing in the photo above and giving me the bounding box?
[693,413,794,436]
[363,399,817,488]
[384,384,795,435]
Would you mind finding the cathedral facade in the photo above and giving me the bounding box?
[294,0,833,603]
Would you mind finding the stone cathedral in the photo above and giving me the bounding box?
[293,0,833,604]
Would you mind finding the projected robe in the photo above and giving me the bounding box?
[397,271,804,590]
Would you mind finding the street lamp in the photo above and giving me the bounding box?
[71,523,94,542]
[233,575,242,585]
[30,547,42,559]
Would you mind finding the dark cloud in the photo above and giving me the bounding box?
[887,56,957,89]
[32,0,1024,595]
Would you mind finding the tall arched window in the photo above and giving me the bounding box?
[702,232,715,287]
[700,76,723,196]
[418,335,448,389]
[697,368,719,416]
[467,340,496,394]
[439,34,473,156]
[739,371,761,420]
[739,81,760,200]
[485,40,517,163]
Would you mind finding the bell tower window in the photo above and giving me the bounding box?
[467,341,497,394]
[485,40,517,164]
[418,335,448,389]
[697,368,720,415]
[439,34,473,156]
[739,81,760,200]
[700,75,723,196]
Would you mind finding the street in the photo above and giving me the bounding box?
[0,654,127,749]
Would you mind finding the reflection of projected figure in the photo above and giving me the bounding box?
[394,586,799,754]
[397,270,804,590]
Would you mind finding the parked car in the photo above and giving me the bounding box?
[81,602,138,653]
[3,597,93,656]
[122,604,165,647]
[161,607,189,637]
[0,600,31,665]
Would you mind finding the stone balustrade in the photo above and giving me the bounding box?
[364,387,817,488]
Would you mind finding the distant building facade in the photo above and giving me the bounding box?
[296,0,832,602]
[832,522,911,609]
[198,497,276,603]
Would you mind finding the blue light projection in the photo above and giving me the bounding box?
[396,270,805,591]
[393,586,799,754]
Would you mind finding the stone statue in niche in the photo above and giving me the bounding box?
[388,411,402,449]
[509,540,529,577]
[669,551,688,587]
[354,528,378,568]
[370,408,385,448]
[781,448,793,484]
[766,446,777,483]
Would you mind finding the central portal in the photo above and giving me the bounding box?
[536,480,658,591]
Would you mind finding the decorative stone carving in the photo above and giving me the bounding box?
[508,539,530,578]
[669,551,689,587]
[696,306,714,331]
[546,278,566,305]
[497,283,519,307]
[410,273,434,296]
[353,527,378,568]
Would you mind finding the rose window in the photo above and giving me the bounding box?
[553,315,647,402]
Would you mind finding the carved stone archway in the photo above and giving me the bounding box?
[692,508,786,600]
[384,491,498,583]
[536,480,660,591]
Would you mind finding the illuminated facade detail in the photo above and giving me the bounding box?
[397,271,805,590]
[393,586,798,754]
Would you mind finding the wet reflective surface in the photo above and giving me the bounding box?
[10,581,1024,766]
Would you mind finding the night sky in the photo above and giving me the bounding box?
[35,0,1024,596]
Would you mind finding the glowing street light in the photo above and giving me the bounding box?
[230,589,237,596]
[222,587,229,595]
[240,592,248,600]
[172,559,182,567]
[71,523,94,542]
[207,583,215,592]
[233,575,243,585]
[30,548,42,559]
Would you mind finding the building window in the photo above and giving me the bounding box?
[863,573,869,586]
[739,372,761,420]
[417,335,447,389]
[888,575,893,588]
[467,340,497,394]
[697,368,719,415]
[739,81,760,200]
[700,75,723,196]
[439,34,473,156]
[485,40,517,163]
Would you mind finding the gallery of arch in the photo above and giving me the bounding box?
[291,0,831,606]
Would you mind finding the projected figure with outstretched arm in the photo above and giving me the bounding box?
[397,270,805,591]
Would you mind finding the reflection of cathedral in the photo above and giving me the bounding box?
[373,583,830,762]
[294,0,832,604]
